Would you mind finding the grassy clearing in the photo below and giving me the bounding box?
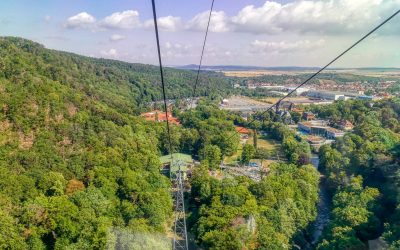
[224,142,243,165]
[224,135,283,166]
[247,135,280,151]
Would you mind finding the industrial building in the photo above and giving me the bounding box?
[285,87,309,95]
[306,90,368,101]
[307,90,345,100]
[298,120,345,139]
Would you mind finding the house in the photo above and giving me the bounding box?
[236,126,251,135]
[338,120,354,131]
[277,110,292,124]
[141,110,180,125]
[302,111,316,121]
[325,127,345,139]
[236,126,251,140]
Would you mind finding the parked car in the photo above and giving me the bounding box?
[248,162,259,168]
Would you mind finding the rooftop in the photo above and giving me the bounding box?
[307,135,326,143]
[338,120,354,127]
[299,120,328,127]
[160,153,193,165]
[141,110,180,125]
[236,126,251,134]
[325,127,344,133]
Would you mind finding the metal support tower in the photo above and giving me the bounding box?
[173,163,188,250]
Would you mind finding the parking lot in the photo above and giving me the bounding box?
[220,96,272,112]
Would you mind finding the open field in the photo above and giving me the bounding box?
[222,70,310,77]
[352,71,400,78]
[224,142,243,165]
[222,68,400,78]
[246,135,280,151]
[224,134,282,165]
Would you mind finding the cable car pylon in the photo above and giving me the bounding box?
[173,161,188,250]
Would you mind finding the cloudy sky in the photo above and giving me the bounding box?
[0,0,399,67]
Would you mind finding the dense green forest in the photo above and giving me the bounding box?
[183,100,400,249]
[0,37,233,112]
[1,36,399,250]
[189,163,319,249]
[308,99,400,249]
[0,37,234,249]
[178,104,320,249]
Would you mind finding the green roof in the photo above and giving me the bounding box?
[171,165,188,173]
[159,153,193,165]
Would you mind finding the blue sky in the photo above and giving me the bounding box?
[0,0,399,67]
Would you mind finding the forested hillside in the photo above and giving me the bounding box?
[0,37,233,249]
[0,37,232,112]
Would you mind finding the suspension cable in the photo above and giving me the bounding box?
[151,0,174,156]
[230,9,400,139]
[190,0,216,109]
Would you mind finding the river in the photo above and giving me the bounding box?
[309,154,330,246]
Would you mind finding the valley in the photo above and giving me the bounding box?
[0,37,399,250]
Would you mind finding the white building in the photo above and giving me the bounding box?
[307,90,345,100]
[284,87,309,95]
[222,99,229,105]
[325,128,345,139]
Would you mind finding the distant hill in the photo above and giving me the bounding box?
[174,64,400,72]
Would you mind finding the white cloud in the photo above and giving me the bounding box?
[100,10,140,29]
[162,42,192,58]
[144,16,183,32]
[159,16,183,31]
[187,11,230,32]
[231,0,400,34]
[251,39,326,54]
[65,12,96,29]
[232,1,282,34]
[100,48,118,58]
[109,34,126,42]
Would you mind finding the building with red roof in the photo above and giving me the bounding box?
[235,126,251,134]
[337,120,354,131]
[141,110,180,125]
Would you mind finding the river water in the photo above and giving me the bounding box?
[309,154,330,245]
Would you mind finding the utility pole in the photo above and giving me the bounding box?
[173,161,188,250]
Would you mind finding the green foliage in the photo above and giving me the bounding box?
[241,144,255,164]
[199,145,222,169]
[0,208,27,249]
[178,100,240,157]
[317,177,380,249]
[189,163,320,249]
[264,122,311,166]
[316,99,400,248]
[0,37,181,249]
